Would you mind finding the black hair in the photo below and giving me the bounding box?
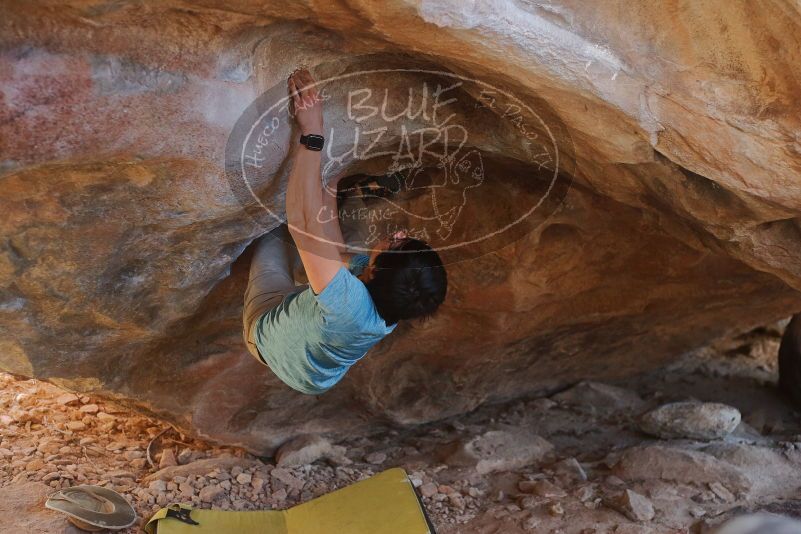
[364,238,447,326]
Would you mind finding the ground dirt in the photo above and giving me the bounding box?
[2,322,800,533]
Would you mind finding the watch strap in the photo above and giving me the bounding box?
[299,134,324,151]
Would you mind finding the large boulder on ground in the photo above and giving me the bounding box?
[2,1,801,452]
[639,401,741,441]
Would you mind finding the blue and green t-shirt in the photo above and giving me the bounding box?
[252,254,396,394]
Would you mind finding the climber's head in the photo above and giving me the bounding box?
[361,235,447,326]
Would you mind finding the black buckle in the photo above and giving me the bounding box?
[165,507,200,526]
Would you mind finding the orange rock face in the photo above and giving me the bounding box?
[1,1,800,453]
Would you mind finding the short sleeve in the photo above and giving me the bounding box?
[314,267,374,333]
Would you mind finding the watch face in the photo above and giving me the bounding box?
[305,134,324,150]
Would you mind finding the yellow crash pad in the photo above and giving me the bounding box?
[144,467,433,534]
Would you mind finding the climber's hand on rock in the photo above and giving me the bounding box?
[288,68,323,136]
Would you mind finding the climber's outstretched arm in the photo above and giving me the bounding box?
[321,171,354,266]
[285,69,343,295]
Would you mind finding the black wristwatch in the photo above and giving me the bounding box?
[299,134,325,151]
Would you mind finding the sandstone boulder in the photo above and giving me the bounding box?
[2,1,801,452]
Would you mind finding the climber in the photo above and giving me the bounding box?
[241,68,448,395]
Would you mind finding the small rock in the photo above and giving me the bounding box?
[518,495,539,509]
[639,402,741,440]
[66,421,86,431]
[448,493,465,509]
[709,481,735,503]
[179,482,194,497]
[523,514,541,530]
[78,404,99,414]
[159,448,178,469]
[25,459,44,471]
[42,472,61,483]
[554,457,588,481]
[438,484,455,495]
[131,458,147,469]
[689,506,707,518]
[443,429,554,475]
[199,484,224,503]
[236,473,252,485]
[519,479,566,498]
[420,483,438,498]
[55,393,80,406]
[365,452,387,465]
[530,398,557,411]
[124,450,144,461]
[37,440,61,454]
[104,469,135,479]
[552,381,644,413]
[574,484,597,502]
[270,468,304,491]
[177,448,194,464]
[615,525,656,534]
[148,480,168,492]
[604,489,655,522]
[548,502,565,517]
[695,490,717,503]
[275,434,342,467]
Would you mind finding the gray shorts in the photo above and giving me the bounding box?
[242,224,308,362]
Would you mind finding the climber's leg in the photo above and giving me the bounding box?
[242,224,304,362]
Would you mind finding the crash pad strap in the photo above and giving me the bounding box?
[144,468,434,534]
